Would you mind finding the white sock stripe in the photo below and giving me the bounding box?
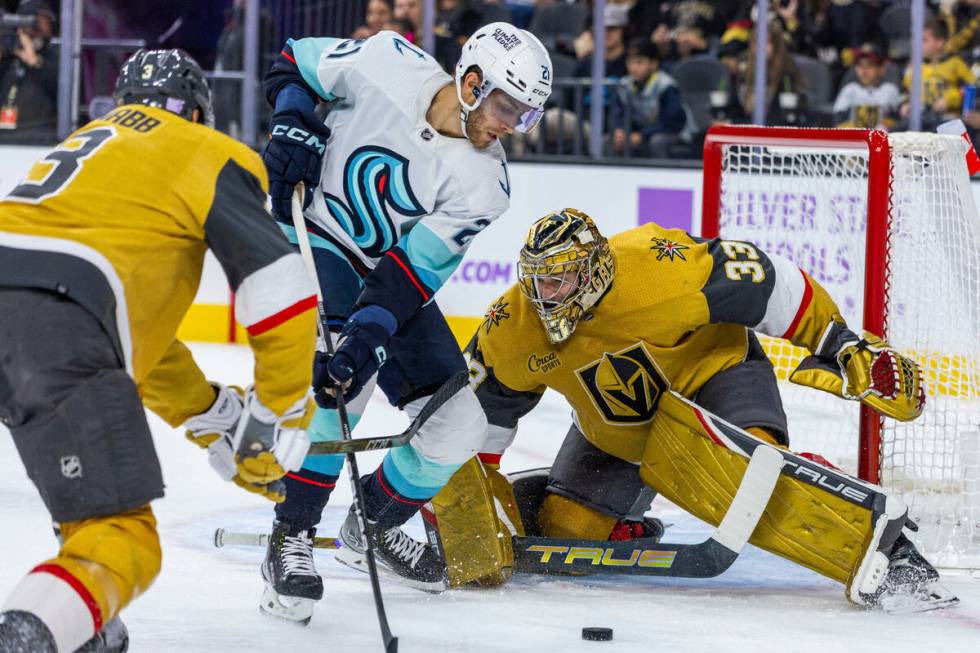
[2,568,98,653]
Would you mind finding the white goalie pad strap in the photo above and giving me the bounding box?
[849,494,908,604]
[234,252,317,332]
[711,445,784,553]
[753,253,808,339]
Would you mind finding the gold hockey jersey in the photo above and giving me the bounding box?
[0,104,317,421]
[468,222,852,462]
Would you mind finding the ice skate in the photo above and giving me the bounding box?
[335,508,449,593]
[75,617,128,653]
[259,520,323,625]
[859,533,959,613]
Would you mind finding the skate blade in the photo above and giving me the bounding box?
[333,545,449,594]
[879,582,960,614]
[259,583,316,625]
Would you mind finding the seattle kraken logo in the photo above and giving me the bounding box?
[324,146,426,258]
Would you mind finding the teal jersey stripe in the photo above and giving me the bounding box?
[398,223,463,293]
[278,223,363,284]
[289,37,339,101]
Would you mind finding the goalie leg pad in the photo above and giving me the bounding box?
[640,391,887,585]
[428,458,524,587]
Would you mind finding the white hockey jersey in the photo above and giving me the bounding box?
[286,32,511,310]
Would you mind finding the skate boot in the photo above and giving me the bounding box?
[259,520,324,625]
[859,533,959,613]
[0,611,55,653]
[609,516,665,542]
[335,507,449,593]
[75,617,128,652]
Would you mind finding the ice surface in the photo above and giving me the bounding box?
[1,344,978,652]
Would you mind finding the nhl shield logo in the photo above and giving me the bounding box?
[576,343,669,424]
[60,455,83,479]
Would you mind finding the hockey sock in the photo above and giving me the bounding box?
[274,469,339,530]
[360,465,431,527]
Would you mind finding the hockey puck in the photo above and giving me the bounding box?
[582,627,613,641]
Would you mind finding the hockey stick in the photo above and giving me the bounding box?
[513,445,784,578]
[214,527,340,550]
[290,186,398,653]
[306,369,469,455]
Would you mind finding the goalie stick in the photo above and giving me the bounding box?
[215,445,783,579]
[289,186,397,653]
[512,445,783,578]
[305,369,470,455]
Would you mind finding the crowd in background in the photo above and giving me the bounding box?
[6,0,980,160]
[346,0,980,159]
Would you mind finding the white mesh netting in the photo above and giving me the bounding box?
[716,131,980,568]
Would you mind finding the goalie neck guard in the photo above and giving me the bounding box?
[114,48,215,128]
[518,208,615,344]
[455,22,552,141]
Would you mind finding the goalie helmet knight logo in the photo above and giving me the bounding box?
[576,343,669,424]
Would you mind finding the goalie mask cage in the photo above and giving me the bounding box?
[702,125,980,568]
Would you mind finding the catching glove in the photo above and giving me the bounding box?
[790,332,926,422]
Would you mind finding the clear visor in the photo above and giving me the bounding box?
[481,88,544,134]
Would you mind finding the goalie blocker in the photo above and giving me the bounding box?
[425,387,957,611]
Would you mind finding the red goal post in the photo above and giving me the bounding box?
[701,125,892,483]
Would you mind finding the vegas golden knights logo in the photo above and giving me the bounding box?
[576,343,669,424]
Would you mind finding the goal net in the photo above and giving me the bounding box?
[702,126,980,568]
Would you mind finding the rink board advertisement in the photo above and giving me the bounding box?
[1,145,977,345]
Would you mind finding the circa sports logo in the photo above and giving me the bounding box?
[527,351,561,373]
[650,237,689,262]
[492,27,522,51]
[576,343,669,424]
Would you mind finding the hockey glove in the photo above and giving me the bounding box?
[185,384,287,502]
[262,103,331,220]
[313,305,397,408]
[790,332,926,422]
[185,384,313,502]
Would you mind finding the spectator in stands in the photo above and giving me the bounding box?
[572,2,628,79]
[353,0,394,40]
[811,0,882,72]
[899,18,976,130]
[649,0,739,65]
[942,0,980,56]
[832,46,900,129]
[434,0,482,71]
[610,39,688,157]
[515,3,629,154]
[709,37,749,125]
[0,0,58,143]
[740,20,807,125]
[393,0,423,44]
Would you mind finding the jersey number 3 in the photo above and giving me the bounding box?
[8,127,116,203]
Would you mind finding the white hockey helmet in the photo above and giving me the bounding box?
[455,22,553,137]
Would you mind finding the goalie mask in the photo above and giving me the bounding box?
[518,209,615,344]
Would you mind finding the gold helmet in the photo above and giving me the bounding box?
[518,208,615,344]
